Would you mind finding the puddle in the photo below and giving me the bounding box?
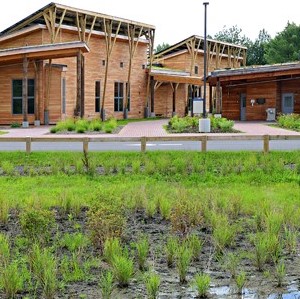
[268,291,300,299]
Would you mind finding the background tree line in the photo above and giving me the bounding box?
[155,22,300,66]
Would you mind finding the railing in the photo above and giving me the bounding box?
[0,135,300,153]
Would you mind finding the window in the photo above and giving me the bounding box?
[195,65,199,75]
[62,78,66,114]
[188,85,201,111]
[102,60,106,66]
[12,79,35,114]
[95,81,101,112]
[120,62,124,68]
[126,82,130,111]
[114,82,124,112]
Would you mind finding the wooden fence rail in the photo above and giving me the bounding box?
[0,135,299,154]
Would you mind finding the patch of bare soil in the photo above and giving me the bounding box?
[1,208,300,298]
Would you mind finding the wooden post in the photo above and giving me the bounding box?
[22,56,29,123]
[263,135,269,153]
[141,137,147,152]
[75,50,82,117]
[26,137,31,154]
[83,137,89,153]
[201,136,207,152]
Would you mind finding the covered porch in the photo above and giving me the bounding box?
[0,41,89,126]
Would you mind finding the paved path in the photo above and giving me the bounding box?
[0,120,299,138]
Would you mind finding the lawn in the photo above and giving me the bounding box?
[0,151,299,298]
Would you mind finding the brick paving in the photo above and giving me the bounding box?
[0,120,299,138]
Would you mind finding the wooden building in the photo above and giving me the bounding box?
[150,35,247,117]
[0,2,155,125]
[207,63,300,121]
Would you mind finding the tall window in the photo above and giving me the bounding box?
[188,85,201,111]
[62,78,66,114]
[194,65,199,75]
[126,82,130,111]
[95,81,100,112]
[12,79,35,114]
[114,82,124,112]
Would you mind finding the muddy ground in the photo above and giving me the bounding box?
[1,206,300,299]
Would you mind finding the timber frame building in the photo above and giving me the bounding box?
[207,63,300,121]
[0,2,155,125]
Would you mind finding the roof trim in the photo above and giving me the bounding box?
[0,41,90,64]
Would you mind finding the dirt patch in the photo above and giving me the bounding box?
[1,207,300,298]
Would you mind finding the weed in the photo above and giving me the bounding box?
[103,237,123,265]
[99,271,115,299]
[145,200,157,218]
[235,271,246,294]
[87,204,125,253]
[222,252,240,278]
[193,272,211,298]
[60,254,85,282]
[111,254,134,287]
[0,260,24,298]
[1,160,15,175]
[134,235,149,271]
[0,233,10,267]
[19,209,55,245]
[284,226,298,254]
[165,236,179,268]
[251,233,268,271]
[60,232,90,254]
[0,197,9,224]
[275,260,286,287]
[158,197,171,220]
[184,233,203,261]
[144,272,160,299]
[176,244,192,283]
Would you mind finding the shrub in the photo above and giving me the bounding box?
[87,204,125,253]
[19,209,55,244]
[103,238,123,264]
[60,232,90,254]
[10,122,21,128]
[50,126,59,133]
[193,273,211,298]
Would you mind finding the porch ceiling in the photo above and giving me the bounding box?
[150,69,203,85]
[0,41,89,64]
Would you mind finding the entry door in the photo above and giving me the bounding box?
[240,93,246,121]
[282,93,294,114]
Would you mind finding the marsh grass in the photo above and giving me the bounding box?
[165,236,179,268]
[193,273,211,298]
[111,254,134,287]
[133,235,149,271]
[176,244,192,284]
[103,238,123,265]
[99,271,115,299]
[275,260,286,287]
[144,272,160,299]
[235,271,246,294]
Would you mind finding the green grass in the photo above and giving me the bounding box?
[0,131,7,135]
[0,151,299,297]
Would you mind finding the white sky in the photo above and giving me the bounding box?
[0,0,299,47]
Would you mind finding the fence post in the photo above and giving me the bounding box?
[201,135,207,152]
[26,136,31,154]
[263,135,269,153]
[141,137,146,153]
[83,137,89,153]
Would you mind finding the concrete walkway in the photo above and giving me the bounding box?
[0,120,299,138]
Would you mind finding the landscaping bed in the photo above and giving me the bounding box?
[0,152,299,298]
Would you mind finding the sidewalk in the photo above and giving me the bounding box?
[0,120,299,138]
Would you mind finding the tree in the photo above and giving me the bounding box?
[213,25,251,47]
[247,29,271,66]
[264,22,300,64]
[154,42,170,54]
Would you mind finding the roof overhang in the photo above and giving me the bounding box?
[0,41,90,65]
[150,69,203,85]
[207,62,300,85]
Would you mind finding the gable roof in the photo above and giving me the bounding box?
[0,2,155,39]
[154,35,247,61]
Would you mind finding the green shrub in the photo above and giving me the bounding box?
[10,122,21,128]
[50,126,59,133]
[19,209,55,244]
[103,238,123,264]
[87,204,125,253]
[60,232,90,253]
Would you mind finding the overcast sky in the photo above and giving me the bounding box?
[0,0,299,47]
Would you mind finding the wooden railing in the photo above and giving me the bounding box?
[0,135,300,154]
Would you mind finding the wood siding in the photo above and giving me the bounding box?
[0,27,149,124]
